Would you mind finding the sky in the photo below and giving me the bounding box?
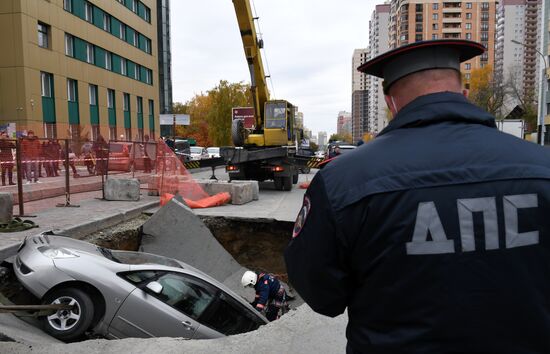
[170,0,378,138]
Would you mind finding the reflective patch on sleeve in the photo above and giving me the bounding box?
[292,195,311,238]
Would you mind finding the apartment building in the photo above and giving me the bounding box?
[389,0,497,84]
[352,48,369,144]
[368,4,391,136]
[0,0,161,141]
[495,0,542,115]
[541,0,550,143]
[337,111,352,138]
[157,0,172,114]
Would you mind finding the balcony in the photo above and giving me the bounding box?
[442,27,462,34]
[442,17,462,23]
[442,7,462,13]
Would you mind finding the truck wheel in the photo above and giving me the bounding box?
[231,119,246,147]
[283,176,292,191]
[42,287,95,342]
[274,177,283,191]
[292,173,299,185]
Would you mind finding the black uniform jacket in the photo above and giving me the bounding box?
[285,92,550,354]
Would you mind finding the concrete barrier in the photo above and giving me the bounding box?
[0,193,13,223]
[231,180,259,200]
[141,198,249,297]
[195,179,255,205]
[104,178,140,201]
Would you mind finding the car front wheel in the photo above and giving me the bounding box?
[42,287,95,342]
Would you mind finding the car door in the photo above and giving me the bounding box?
[109,271,221,339]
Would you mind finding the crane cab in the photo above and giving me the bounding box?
[262,100,295,147]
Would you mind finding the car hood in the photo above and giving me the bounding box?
[44,235,104,255]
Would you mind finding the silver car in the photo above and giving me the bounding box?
[14,234,267,342]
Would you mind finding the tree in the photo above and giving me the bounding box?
[173,94,212,147]
[504,65,538,131]
[206,80,251,146]
[468,65,505,118]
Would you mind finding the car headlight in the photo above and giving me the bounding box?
[38,246,79,259]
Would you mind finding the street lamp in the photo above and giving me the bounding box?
[511,39,548,146]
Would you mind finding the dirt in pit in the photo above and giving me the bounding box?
[201,217,293,283]
[81,214,149,251]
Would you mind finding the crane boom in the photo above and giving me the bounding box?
[232,0,270,129]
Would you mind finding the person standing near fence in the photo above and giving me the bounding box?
[0,130,15,186]
[21,130,42,184]
[142,134,152,173]
[93,135,109,175]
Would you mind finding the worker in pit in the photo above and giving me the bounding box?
[285,39,550,353]
[241,270,287,321]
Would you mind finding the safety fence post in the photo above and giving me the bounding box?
[15,139,24,217]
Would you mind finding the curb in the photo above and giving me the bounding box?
[0,201,159,261]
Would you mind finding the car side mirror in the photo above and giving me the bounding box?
[146,281,163,294]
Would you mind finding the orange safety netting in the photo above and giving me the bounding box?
[155,140,231,208]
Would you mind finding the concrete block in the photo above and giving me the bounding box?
[0,193,13,223]
[141,198,245,295]
[194,179,254,205]
[103,178,140,201]
[231,180,259,200]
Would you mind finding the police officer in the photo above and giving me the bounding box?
[285,39,550,353]
[241,270,287,321]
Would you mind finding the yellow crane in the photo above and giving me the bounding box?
[231,0,296,148]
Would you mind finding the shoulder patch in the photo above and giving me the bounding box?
[293,195,311,238]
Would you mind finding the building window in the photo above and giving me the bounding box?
[465,23,472,30]
[89,84,97,105]
[121,59,127,75]
[466,13,472,19]
[105,51,112,70]
[481,22,489,31]
[38,22,49,49]
[92,125,100,141]
[432,3,438,10]
[44,123,57,139]
[65,34,74,56]
[415,24,422,32]
[119,23,126,40]
[145,39,151,54]
[63,0,72,12]
[465,73,471,80]
[107,89,115,109]
[481,32,489,41]
[134,65,140,80]
[145,69,152,84]
[85,2,93,23]
[137,96,143,114]
[432,13,438,20]
[481,2,489,10]
[481,12,489,20]
[109,126,117,141]
[466,2,472,9]
[415,34,423,42]
[132,0,138,12]
[67,79,77,102]
[432,34,438,39]
[465,63,471,70]
[133,32,139,46]
[86,43,94,64]
[481,53,488,61]
[145,8,151,23]
[433,23,438,30]
[41,72,53,97]
[103,14,111,32]
[149,99,154,115]
[415,4,422,12]
[123,93,130,111]
[465,33,472,40]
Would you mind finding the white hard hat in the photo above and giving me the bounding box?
[241,271,257,287]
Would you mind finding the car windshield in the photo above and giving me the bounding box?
[190,147,203,154]
[207,148,219,154]
[99,248,182,268]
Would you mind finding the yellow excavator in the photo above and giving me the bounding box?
[222,0,308,190]
[231,0,296,148]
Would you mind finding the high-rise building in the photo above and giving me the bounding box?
[540,0,549,144]
[368,4,391,135]
[318,131,327,148]
[352,48,369,144]
[495,0,542,116]
[295,111,304,130]
[157,0,172,114]
[337,111,352,138]
[389,0,498,85]
[0,0,160,141]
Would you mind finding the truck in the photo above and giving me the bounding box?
[220,0,308,191]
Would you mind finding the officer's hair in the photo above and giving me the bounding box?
[389,69,462,97]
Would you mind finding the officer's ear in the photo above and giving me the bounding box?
[384,95,398,118]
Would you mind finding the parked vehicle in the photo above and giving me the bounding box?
[173,139,191,163]
[206,147,220,159]
[107,142,147,172]
[190,146,209,161]
[14,234,268,342]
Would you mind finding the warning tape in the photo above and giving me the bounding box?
[305,157,324,169]
[184,161,201,169]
